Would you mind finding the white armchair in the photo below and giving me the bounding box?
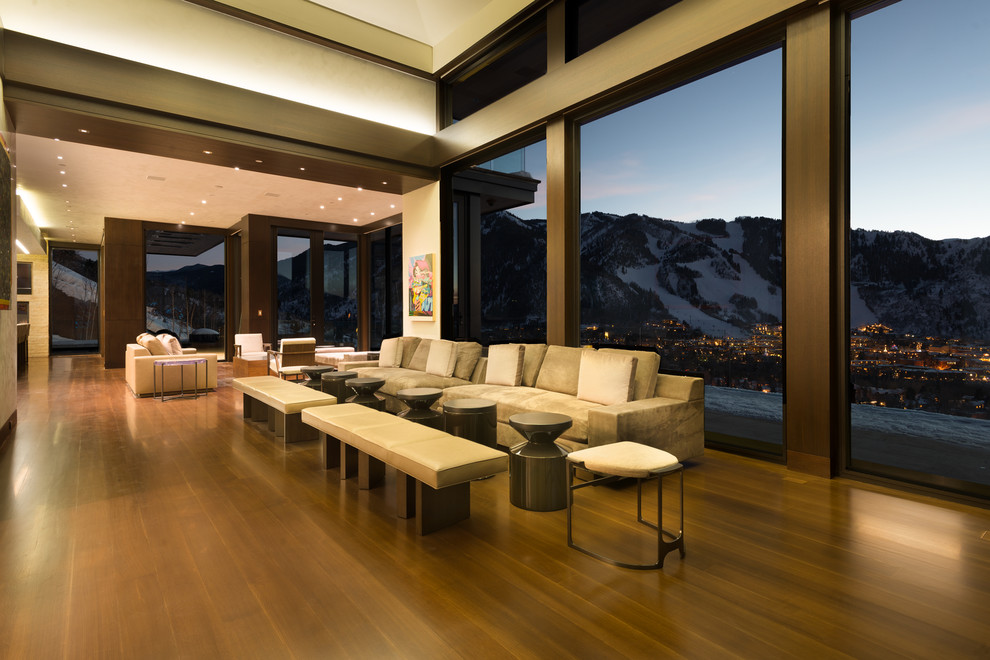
[233,333,270,360]
[125,344,218,396]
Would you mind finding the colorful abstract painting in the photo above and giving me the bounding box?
[408,253,434,318]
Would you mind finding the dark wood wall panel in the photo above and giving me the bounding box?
[102,218,145,369]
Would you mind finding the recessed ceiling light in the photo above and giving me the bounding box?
[78,129,89,134]
[357,187,363,191]
[353,218,358,222]
[390,204,395,209]
[201,200,207,204]
[255,159,263,163]
[57,156,63,160]
[234,166,240,171]
[62,184,68,188]
[370,212,375,216]
[54,138,60,142]
[337,197,343,201]
[382,181,387,185]
[60,171,65,175]
[299,167,306,171]
[190,212,195,216]
[320,205,325,209]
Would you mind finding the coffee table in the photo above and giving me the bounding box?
[508,412,573,511]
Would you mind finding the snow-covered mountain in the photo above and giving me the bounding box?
[481,210,990,341]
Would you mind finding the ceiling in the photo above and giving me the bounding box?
[12,0,514,251]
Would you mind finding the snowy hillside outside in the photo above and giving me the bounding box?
[51,263,97,302]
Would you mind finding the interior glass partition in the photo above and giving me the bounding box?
[145,230,225,353]
[450,140,547,343]
[849,0,990,495]
[579,47,784,455]
[276,231,312,339]
[323,237,358,346]
[50,247,99,354]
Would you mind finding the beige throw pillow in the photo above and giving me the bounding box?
[157,334,182,356]
[425,339,458,377]
[399,337,422,368]
[138,333,169,356]
[521,344,548,387]
[599,348,660,400]
[534,345,586,395]
[378,337,403,368]
[576,350,638,406]
[453,341,483,380]
[407,339,432,371]
[485,344,525,386]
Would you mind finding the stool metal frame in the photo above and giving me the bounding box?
[566,460,685,570]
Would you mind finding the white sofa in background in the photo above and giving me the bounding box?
[125,344,218,397]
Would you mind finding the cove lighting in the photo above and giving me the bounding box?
[15,239,29,254]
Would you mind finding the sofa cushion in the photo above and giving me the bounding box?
[137,333,169,356]
[599,348,660,400]
[521,344,548,387]
[378,337,403,368]
[399,337,422,368]
[426,339,457,377]
[534,345,586,395]
[351,367,471,397]
[486,344,524,386]
[452,341,483,380]
[407,338,432,371]
[577,350,638,406]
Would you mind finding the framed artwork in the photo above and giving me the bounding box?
[408,253,434,318]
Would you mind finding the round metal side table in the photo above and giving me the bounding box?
[396,388,444,428]
[508,412,573,511]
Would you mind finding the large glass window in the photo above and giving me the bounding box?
[50,247,99,354]
[579,48,783,455]
[565,0,682,61]
[451,140,547,343]
[849,0,990,494]
[323,237,358,346]
[276,231,312,339]
[145,230,225,353]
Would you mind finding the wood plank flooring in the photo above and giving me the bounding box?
[1,356,989,659]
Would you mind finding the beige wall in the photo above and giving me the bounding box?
[401,183,441,339]
[16,253,49,358]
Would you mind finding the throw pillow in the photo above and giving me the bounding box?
[534,345,586,395]
[521,344,549,387]
[599,348,660,400]
[425,339,458,377]
[407,338,432,371]
[576,350,638,406]
[138,333,169,356]
[485,344,525,386]
[157,334,182,356]
[399,337,422,368]
[452,341,483,380]
[378,337,403,368]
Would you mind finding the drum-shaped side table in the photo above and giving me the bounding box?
[345,377,386,411]
[321,370,358,402]
[443,398,497,448]
[300,365,335,389]
[396,388,444,428]
[508,412,573,511]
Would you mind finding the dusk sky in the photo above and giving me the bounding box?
[516,0,989,242]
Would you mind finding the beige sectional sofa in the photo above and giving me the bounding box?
[345,338,704,461]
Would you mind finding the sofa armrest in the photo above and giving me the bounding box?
[181,347,197,354]
[654,373,704,401]
[588,396,704,461]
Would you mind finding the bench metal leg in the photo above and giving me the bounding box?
[322,433,340,469]
[396,472,416,519]
[417,481,470,535]
[359,452,386,489]
[340,443,358,480]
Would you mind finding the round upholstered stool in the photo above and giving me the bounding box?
[566,441,684,570]
[396,387,444,429]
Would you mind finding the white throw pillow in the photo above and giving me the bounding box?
[485,344,525,386]
[577,350,638,406]
[378,337,403,368]
[425,339,458,377]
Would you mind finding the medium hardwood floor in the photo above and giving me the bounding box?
[2,356,989,659]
